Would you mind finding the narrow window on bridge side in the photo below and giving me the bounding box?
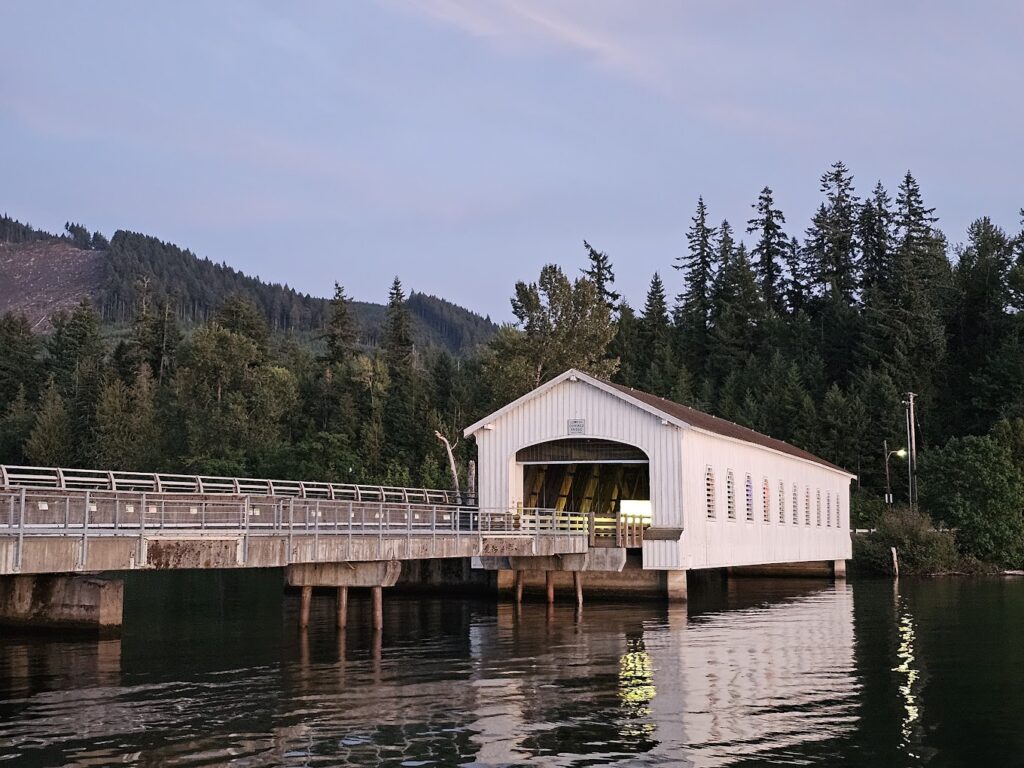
[816,490,822,526]
[826,493,832,526]
[705,467,716,519]
[745,474,754,522]
[792,484,799,525]
[836,496,842,528]
[778,481,785,524]
[726,470,736,520]
[804,489,811,526]
[762,478,770,523]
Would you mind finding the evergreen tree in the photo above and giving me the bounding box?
[861,172,948,412]
[804,161,861,302]
[323,282,359,365]
[637,273,674,395]
[0,312,41,412]
[215,295,270,352]
[859,181,895,291]
[581,240,620,312]
[0,386,34,464]
[707,231,764,387]
[947,218,1017,433]
[25,380,74,466]
[381,278,422,470]
[383,278,414,371]
[609,302,641,388]
[675,197,718,371]
[784,235,810,314]
[746,186,788,311]
[94,378,136,470]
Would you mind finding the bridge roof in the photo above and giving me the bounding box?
[465,369,854,478]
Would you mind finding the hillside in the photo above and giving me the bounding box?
[0,216,496,354]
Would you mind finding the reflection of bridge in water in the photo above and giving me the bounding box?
[0,580,860,765]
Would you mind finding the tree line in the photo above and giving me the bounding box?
[2,163,1024,566]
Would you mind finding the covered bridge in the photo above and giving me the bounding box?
[464,369,853,588]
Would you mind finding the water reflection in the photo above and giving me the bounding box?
[0,575,905,767]
[643,584,858,766]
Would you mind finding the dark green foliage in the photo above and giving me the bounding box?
[0,313,42,411]
[746,186,788,311]
[919,432,1024,567]
[636,273,674,395]
[0,214,55,243]
[24,379,74,466]
[0,387,34,464]
[674,197,717,371]
[323,283,359,365]
[852,508,965,575]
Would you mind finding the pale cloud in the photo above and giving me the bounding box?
[397,0,660,84]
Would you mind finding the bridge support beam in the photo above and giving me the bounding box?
[287,561,400,630]
[833,559,847,580]
[0,574,123,634]
[300,586,312,629]
[337,587,348,629]
[663,570,688,602]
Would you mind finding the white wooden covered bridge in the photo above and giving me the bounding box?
[465,369,853,597]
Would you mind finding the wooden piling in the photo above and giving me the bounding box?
[336,586,348,629]
[573,571,583,608]
[514,570,524,603]
[545,571,555,604]
[371,585,383,630]
[299,585,312,628]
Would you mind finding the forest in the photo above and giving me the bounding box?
[2,162,1024,569]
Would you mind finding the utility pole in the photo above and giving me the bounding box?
[903,393,918,509]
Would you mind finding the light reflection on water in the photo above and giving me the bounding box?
[0,574,1011,766]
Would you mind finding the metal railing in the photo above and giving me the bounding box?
[0,465,463,506]
[0,487,587,537]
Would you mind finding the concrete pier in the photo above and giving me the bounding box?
[336,587,348,628]
[287,561,400,630]
[0,574,124,633]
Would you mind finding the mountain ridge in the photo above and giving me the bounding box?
[0,215,496,354]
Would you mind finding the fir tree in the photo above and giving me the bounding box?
[381,277,422,470]
[637,273,674,395]
[0,386,34,464]
[0,312,41,412]
[804,161,861,302]
[675,197,718,371]
[581,240,621,312]
[383,278,414,372]
[323,282,359,365]
[25,380,74,466]
[746,187,788,311]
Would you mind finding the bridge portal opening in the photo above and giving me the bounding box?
[517,439,650,544]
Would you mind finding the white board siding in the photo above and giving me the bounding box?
[468,372,854,573]
[680,429,852,570]
[472,378,683,529]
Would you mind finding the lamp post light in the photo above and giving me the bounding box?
[883,439,908,505]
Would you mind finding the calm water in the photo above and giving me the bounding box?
[2,572,1024,767]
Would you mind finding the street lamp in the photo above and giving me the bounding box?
[884,439,908,505]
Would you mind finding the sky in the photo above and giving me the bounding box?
[1,1,1021,320]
